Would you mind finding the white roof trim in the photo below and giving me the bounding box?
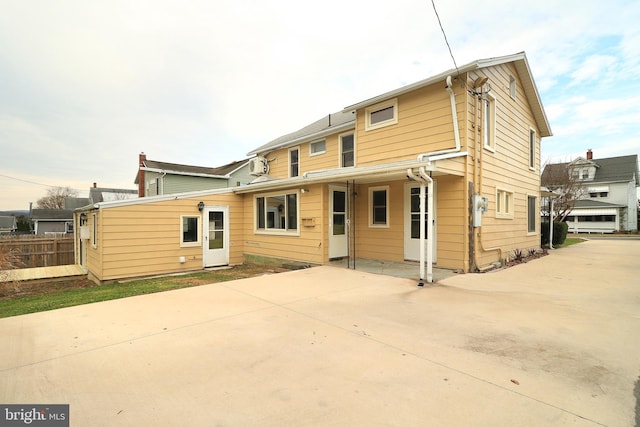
[141,167,230,179]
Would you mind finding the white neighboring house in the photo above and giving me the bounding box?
[542,150,639,233]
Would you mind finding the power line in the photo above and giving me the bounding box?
[431,0,460,77]
[0,172,84,192]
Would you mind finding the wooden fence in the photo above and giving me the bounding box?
[0,235,75,268]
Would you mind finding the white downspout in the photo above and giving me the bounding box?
[549,197,554,250]
[419,167,434,284]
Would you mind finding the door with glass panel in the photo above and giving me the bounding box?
[203,206,229,267]
[329,186,348,259]
[403,183,436,262]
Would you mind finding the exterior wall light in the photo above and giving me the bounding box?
[197,201,205,211]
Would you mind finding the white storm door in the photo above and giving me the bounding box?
[329,186,348,259]
[203,206,229,267]
[403,183,436,262]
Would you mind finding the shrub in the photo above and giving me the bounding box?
[542,221,569,246]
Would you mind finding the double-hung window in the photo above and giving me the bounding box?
[255,192,298,233]
[289,147,299,177]
[340,133,354,167]
[369,186,389,227]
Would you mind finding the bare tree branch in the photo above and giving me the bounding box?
[36,186,79,209]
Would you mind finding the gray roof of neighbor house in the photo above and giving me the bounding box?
[135,158,251,183]
[30,209,73,220]
[65,198,92,210]
[248,51,551,156]
[572,199,625,209]
[0,216,17,230]
[542,154,640,185]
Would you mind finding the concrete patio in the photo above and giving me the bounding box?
[1,239,639,426]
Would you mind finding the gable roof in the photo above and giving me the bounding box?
[0,216,17,230]
[543,154,639,185]
[248,110,355,156]
[248,52,551,156]
[30,209,73,220]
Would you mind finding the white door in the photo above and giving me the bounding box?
[403,183,436,262]
[329,186,349,259]
[203,206,229,267]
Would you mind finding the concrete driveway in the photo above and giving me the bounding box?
[1,239,639,426]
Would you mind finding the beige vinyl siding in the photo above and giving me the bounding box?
[243,183,326,265]
[93,193,243,282]
[261,133,347,179]
[467,63,542,266]
[433,175,467,270]
[86,211,103,283]
[356,82,466,166]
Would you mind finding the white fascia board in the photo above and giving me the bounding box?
[76,187,236,212]
[141,167,229,179]
[247,121,355,156]
[225,161,251,176]
[233,155,467,194]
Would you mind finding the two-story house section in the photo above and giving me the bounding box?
[239,51,551,281]
[76,52,551,285]
[543,150,639,233]
[135,153,252,197]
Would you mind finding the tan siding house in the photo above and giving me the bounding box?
[77,52,551,284]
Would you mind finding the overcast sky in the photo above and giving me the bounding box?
[1,0,639,210]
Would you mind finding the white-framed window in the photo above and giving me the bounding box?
[91,213,98,248]
[365,98,398,131]
[369,186,390,227]
[496,188,514,218]
[289,146,299,177]
[255,192,299,234]
[309,140,326,156]
[509,76,517,99]
[65,221,74,234]
[180,215,201,247]
[340,133,355,167]
[529,128,536,170]
[483,93,496,151]
[527,195,537,234]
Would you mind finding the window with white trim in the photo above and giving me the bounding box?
[180,215,200,247]
[529,128,536,170]
[309,140,326,156]
[509,76,517,99]
[340,133,354,167]
[255,192,298,233]
[365,98,398,131]
[483,94,496,150]
[289,147,299,177]
[496,189,513,218]
[369,186,389,227]
[527,195,537,233]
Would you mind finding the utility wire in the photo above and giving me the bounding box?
[431,0,460,77]
[0,172,84,192]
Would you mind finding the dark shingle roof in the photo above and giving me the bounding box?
[542,154,639,185]
[30,209,73,220]
[0,216,17,229]
[248,111,355,156]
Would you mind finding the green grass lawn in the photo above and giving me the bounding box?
[0,264,281,319]
[560,237,585,247]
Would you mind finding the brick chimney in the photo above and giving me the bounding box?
[138,152,147,197]
[586,149,593,160]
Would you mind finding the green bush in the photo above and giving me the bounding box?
[541,221,569,246]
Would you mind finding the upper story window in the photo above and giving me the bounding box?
[483,94,496,151]
[509,76,517,99]
[529,128,536,170]
[340,133,354,167]
[309,140,326,156]
[365,98,398,131]
[289,147,299,177]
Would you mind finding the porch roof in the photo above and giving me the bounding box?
[234,153,467,194]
